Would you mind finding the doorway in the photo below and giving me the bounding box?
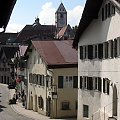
[46,97,51,116]
[35,95,38,112]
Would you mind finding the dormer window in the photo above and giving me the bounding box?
[102,2,115,21]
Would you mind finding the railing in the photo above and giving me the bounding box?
[91,99,118,120]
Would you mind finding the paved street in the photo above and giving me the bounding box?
[0,84,33,120]
[0,84,76,120]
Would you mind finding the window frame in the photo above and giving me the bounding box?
[61,101,70,110]
[83,105,89,118]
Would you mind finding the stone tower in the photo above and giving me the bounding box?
[55,3,67,32]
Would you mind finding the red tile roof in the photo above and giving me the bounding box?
[31,39,78,68]
[0,32,18,44]
[57,25,67,37]
[16,24,56,43]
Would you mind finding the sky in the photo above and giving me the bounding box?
[6,0,86,33]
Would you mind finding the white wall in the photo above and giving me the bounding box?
[78,2,120,120]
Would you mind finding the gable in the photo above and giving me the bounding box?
[73,0,120,48]
[56,3,67,13]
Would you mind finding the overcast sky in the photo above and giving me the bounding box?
[6,0,86,33]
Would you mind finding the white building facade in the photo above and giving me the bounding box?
[73,0,120,120]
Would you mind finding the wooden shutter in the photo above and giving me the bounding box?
[102,8,104,21]
[98,77,102,91]
[80,76,83,89]
[108,3,111,17]
[58,76,63,88]
[110,40,114,58]
[105,42,108,58]
[103,78,105,93]
[73,76,78,88]
[107,81,109,95]
[87,77,93,90]
[88,45,93,59]
[80,46,83,59]
[98,44,103,59]
[89,77,93,90]
[114,39,117,57]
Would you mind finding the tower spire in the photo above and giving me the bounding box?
[55,3,67,32]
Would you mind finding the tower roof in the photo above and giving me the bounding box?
[56,2,67,13]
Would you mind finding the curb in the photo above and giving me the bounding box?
[9,90,38,120]
[10,104,36,120]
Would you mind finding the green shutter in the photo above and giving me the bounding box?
[103,78,105,93]
[98,44,103,59]
[80,76,83,89]
[107,81,109,95]
[88,45,93,59]
[73,76,78,88]
[98,77,102,91]
[58,76,63,88]
[80,46,83,59]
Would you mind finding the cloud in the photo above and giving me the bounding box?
[38,2,84,26]
[38,2,56,25]
[68,6,84,26]
[6,2,84,32]
[6,23,25,33]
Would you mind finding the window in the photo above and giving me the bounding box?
[94,45,98,58]
[63,76,73,88]
[84,76,87,89]
[103,42,109,58]
[93,77,102,91]
[61,101,70,110]
[60,14,63,18]
[80,76,93,90]
[83,105,89,118]
[102,3,115,21]
[103,78,110,95]
[80,76,102,91]
[83,46,88,59]
[38,96,44,109]
[58,76,78,88]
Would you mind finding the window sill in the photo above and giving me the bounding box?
[61,108,71,110]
